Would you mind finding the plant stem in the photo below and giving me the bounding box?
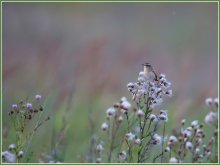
[161,122,166,163]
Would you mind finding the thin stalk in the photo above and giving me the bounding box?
[161,122,166,163]
[153,152,163,163]
[107,117,119,163]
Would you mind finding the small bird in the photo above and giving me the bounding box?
[142,63,158,81]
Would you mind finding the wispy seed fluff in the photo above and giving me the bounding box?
[152,133,162,145]
[106,107,116,118]
[204,111,218,125]
[96,144,104,152]
[185,141,193,150]
[126,132,136,141]
[158,109,168,122]
[2,151,16,163]
[118,151,127,161]
[127,66,172,110]
[169,157,178,163]
[101,122,109,131]
[168,135,177,146]
[120,97,132,110]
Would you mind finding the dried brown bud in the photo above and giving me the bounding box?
[199,124,204,128]
[39,106,43,111]
[113,103,120,108]
[213,130,218,137]
[34,109,38,113]
[178,136,183,142]
[8,111,14,115]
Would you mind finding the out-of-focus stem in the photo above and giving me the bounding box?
[161,122,166,163]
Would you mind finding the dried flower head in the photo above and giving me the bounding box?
[118,151,127,161]
[35,95,42,101]
[191,120,199,128]
[134,138,141,145]
[126,132,136,141]
[204,111,218,125]
[12,104,18,110]
[96,157,102,163]
[205,98,213,107]
[169,157,178,163]
[8,144,16,151]
[136,109,144,117]
[185,141,193,150]
[96,144,104,152]
[2,151,16,163]
[18,151,24,159]
[106,107,116,117]
[101,122,109,131]
[152,134,162,145]
[26,103,33,110]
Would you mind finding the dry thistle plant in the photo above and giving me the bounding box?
[95,63,218,163]
[2,95,50,163]
[164,97,218,163]
[97,63,173,163]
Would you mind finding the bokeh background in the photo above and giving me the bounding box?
[2,2,218,162]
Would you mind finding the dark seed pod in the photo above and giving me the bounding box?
[213,130,218,137]
[199,124,204,128]
[9,111,14,115]
[113,103,120,108]
[39,107,43,111]
[34,109,38,113]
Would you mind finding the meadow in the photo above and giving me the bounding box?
[2,2,218,163]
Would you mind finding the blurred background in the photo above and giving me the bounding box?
[2,2,218,162]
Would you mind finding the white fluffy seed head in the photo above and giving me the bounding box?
[159,113,168,122]
[96,144,104,152]
[195,148,200,154]
[191,120,199,128]
[8,144,16,151]
[117,116,124,123]
[136,109,144,117]
[96,157,102,163]
[135,138,141,145]
[2,151,16,163]
[159,74,166,80]
[185,141,193,150]
[101,122,109,131]
[126,132,136,141]
[183,128,192,138]
[118,151,127,161]
[164,146,170,152]
[18,151,24,158]
[165,89,172,97]
[205,111,218,125]
[214,98,218,107]
[149,114,157,121]
[181,119,186,125]
[152,134,162,145]
[169,157,178,163]
[138,76,145,82]
[169,136,178,143]
[121,100,131,110]
[205,98,213,107]
[106,107,116,117]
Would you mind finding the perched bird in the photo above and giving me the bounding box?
[142,63,158,81]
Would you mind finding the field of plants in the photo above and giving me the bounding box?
[2,2,218,163]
